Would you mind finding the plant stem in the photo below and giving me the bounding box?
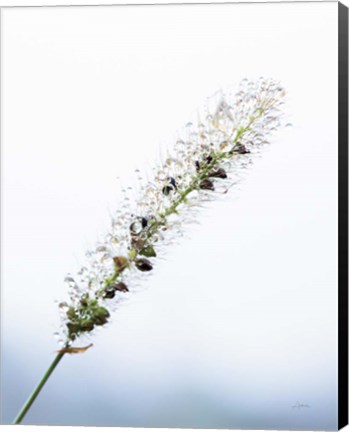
[13,351,65,425]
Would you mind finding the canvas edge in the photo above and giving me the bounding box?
[338,1,348,430]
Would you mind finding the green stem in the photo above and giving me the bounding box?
[13,351,65,424]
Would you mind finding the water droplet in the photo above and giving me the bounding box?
[64,275,75,284]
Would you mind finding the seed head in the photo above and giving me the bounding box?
[57,78,287,345]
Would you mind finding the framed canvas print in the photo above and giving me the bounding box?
[0,1,348,430]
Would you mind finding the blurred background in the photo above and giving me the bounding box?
[1,2,338,429]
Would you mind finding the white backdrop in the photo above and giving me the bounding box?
[1,1,339,430]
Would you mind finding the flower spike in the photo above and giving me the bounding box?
[56,78,287,346]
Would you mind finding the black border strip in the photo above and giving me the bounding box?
[339,2,348,430]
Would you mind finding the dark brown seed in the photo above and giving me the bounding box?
[208,168,227,179]
[135,258,153,272]
[233,144,250,155]
[195,161,201,172]
[113,282,129,292]
[205,154,213,164]
[104,288,116,299]
[162,185,174,196]
[199,179,215,191]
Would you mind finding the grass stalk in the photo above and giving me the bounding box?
[13,351,65,424]
[12,80,285,425]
